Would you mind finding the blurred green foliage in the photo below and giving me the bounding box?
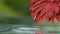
[0,0,30,17]
[0,0,33,24]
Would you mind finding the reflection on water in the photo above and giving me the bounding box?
[12,27,39,34]
[0,24,60,34]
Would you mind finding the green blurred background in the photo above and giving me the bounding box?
[0,0,33,24]
[0,0,37,34]
[0,0,60,34]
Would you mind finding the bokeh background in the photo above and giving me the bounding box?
[0,0,34,25]
[0,0,60,34]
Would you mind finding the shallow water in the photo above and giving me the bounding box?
[0,24,60,34]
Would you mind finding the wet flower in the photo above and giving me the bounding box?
[30,0,60,25]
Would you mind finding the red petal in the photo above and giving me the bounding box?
[30,0,60,25]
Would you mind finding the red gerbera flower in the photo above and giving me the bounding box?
[30,0,60,25]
